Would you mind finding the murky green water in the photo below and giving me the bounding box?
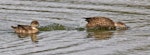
[0,0,150,55]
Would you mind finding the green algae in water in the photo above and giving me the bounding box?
[38,23,66,31]
[38,23,86,31]
[75,28,85,31]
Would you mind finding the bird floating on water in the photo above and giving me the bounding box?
[84,16,128,30]
[11,20,39,34]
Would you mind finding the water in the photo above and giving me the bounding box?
[0,0,150,55]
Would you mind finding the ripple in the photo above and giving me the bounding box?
[0,0,150,55]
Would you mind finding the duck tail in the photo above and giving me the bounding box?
[11,26,16,29]
[83,17,91,22]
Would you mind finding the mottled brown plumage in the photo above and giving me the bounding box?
[11,20,39,33]
[84,16,128,30]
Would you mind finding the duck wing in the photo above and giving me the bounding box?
[17,25,32,31]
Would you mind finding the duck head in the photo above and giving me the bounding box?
[30,20,39,27]
[114,22,129,29]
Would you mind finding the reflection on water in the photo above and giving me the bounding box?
[17,33,38,42]
[87,30,113,40]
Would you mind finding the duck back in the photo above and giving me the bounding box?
[84,17,116,30]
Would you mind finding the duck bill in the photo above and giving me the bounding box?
[125,26,130,29]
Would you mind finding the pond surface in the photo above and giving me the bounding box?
[0,0,150,55]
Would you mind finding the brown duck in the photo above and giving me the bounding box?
[84,16,128,30]
[11,20,39,33]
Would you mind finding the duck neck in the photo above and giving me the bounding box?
[114,22,118,27]
[32,27,38,31]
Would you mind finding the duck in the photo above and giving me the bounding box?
[84,16,128,30]
[11,20,39,34]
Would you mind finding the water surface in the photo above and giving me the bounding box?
[0,0,150,55]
